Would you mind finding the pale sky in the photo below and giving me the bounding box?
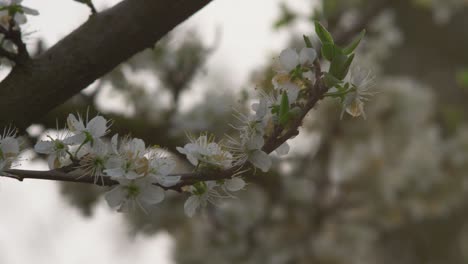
[0,1,315,263]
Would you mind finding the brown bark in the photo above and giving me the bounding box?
[0,0,212,128]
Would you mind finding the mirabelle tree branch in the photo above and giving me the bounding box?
[0,0,212,129]
[1,63,328,192]
[0,0,387,194]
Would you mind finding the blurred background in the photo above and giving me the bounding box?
[1,0,468,263]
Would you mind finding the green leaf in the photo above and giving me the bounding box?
[303,35,313,48]
[314,21,334,44]
[321,43,335,61]
[279,92,290,126]
[324,73,342,88]
[329,53,354,80]
[339,53,355,79]
[328,54,347,80]
[343,29,366,55]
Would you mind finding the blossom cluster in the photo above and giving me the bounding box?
[0,28,374,217]
[176,47,319,216]
[34,113,180,213]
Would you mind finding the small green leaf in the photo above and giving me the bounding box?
[303,35,313,48]
[343,29,366,55]
[314,21,334,44]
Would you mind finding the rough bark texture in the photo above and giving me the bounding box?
[0,0,212,129]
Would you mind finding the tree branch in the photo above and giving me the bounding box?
[0,1,387,193]
[0,62,328,192]
[0,0,212,129]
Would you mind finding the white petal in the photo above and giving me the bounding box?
[284,83,300,104]
[103,167,125,178]
[34,141,55,154]
[87,116,107,138]
[140,185,165,205]
[111,134,119,154]
[125,171,141,180]
[186,154,199,166]
[130,138,145,155]
[22,6,39,15]
[279,48,299,72]
[157,175,181,187]
[249,150,271,172]
[47,154,58,169]
[13,13,26,25]
[299,47,317,65]
[246,134,264,150]
[224,178,245,192]
[1,137,19,154]
[157,158,176,176]
[184,195,200,217]
[252,98,268,120]
[67,114,85,132]
[176,146,187,155]
[92,139,108,156]
[275,142,290,156]
[63,133,86,145]
[105,186,125,208]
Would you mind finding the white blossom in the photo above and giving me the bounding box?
[105,176,165,213]
[103,135,147,180]
[0,0,38,30]
[176,135,232,169]
[65,113,110,146]
[34,131,72,169]
[341,67,376,119]
[272,47,317,100]
[226,130,272,172]
[75,139,110,184]
[0,128,19,171]
[184,181,220,217]
[147,154,180,187]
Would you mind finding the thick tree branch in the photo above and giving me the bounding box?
[0,0,212,129]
